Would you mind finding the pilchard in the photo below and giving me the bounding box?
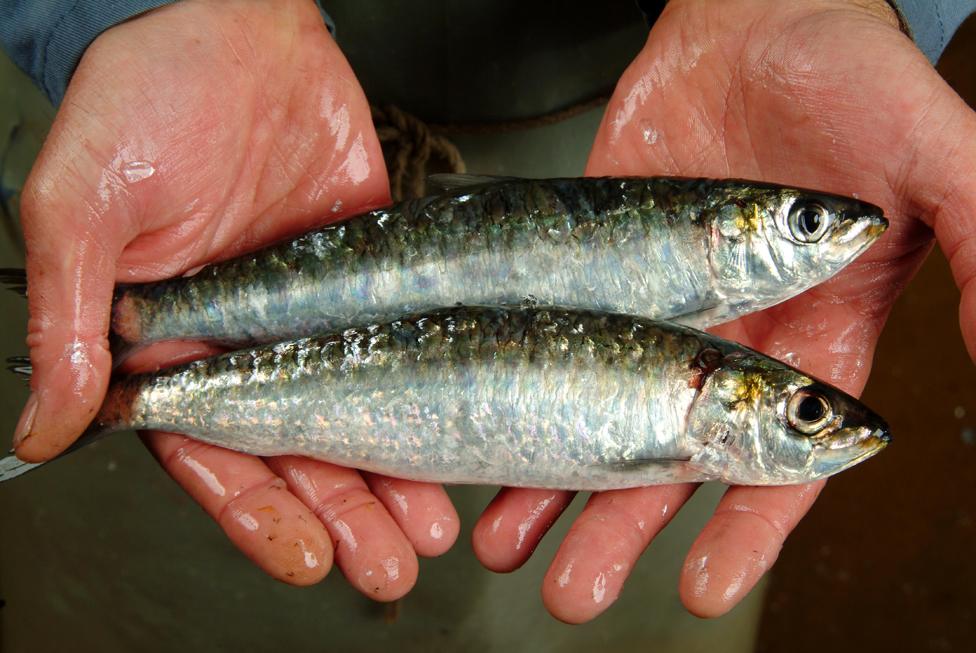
[1,306,889,488]
[110,176,887,350]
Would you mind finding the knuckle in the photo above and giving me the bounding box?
[312,486,382,525]
[217,476,284,525]
[715,504,789,542]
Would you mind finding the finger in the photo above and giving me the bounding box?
[362,474,460,557]
[266,457,418,601]
[679,481,824,618]
[471,488,575,572]
[907,100,976,362]
[541,484,697,624]
[115,339,224,375]
[11,84,154,461]
[14,186,124,459]
[142,432,332,586]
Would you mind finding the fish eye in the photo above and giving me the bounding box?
[788,201,831,243]
[786,388,833,435]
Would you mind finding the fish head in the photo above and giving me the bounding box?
[707,182,887,312]
[686,350,889,485]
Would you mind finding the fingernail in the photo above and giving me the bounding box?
[13,393,38,448]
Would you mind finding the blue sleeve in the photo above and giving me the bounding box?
[636,0,974,65]
[0,0,336,107]
[890,0,976,63]
[0,0,174,106]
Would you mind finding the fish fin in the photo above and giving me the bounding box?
[0,267,26,296]
[0,451,45,482]
[6,355,31,379]
[108,332,138,370]
[602,457,689,470]
[599,457,708,483]
[666,303,732,330]
[426,173,517,193]
[0,427,115,483]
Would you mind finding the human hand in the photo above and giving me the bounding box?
[12,0,458,596]
[471,0,976,622]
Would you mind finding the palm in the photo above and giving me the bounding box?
[589,0,939,380]
[74,2,389,281]
[473,0,976,623]
[18,0,457,598]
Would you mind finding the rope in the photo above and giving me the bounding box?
[371,104,466,201]
[370,89,612,200]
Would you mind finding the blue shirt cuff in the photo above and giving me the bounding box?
[0,0,336,107]
[637,1,974,65]
[890,1,976,63]
[0,0,174,106]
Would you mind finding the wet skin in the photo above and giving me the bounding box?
[12,0,976,624]
[13,0,458,601]
[470,0,976,623]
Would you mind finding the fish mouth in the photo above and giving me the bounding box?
[862,215,889,241]
[812,424,890,479]
[832,212,888,249]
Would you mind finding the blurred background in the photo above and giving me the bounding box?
[0,2,973,651]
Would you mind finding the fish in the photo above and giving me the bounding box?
[103,175,887,353]
[0,306,890,488]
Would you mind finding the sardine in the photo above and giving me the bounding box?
[109,176,887,351]
[1,306,889,488]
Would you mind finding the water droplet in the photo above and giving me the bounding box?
[121,160,155,183]
[557,561,574,588]
[639,119,659,145]
[592,572,607,604]
[331,199,344,214]
[234,511,259,531]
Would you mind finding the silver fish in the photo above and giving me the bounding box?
[1,306,889,488]
[109,176,887,350]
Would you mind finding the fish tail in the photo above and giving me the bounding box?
[0,426,115,483]
[2,355,37,479]
[0,450,45,482]
[3,354,119,482]
[108,332,137,370]
[7,355,31,379]
[0,267,26,296]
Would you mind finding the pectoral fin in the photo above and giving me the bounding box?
[599,458,710,484]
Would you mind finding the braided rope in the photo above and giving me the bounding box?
[370,90,612,200]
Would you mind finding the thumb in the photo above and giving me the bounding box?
[905,88,976,363]
[13,102,137,462]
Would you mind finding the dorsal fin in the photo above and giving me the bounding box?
[426,173,518,193]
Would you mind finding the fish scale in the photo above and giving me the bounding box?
[97,307,721,489]
[110,176,888,352]
[1,306,890,486]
